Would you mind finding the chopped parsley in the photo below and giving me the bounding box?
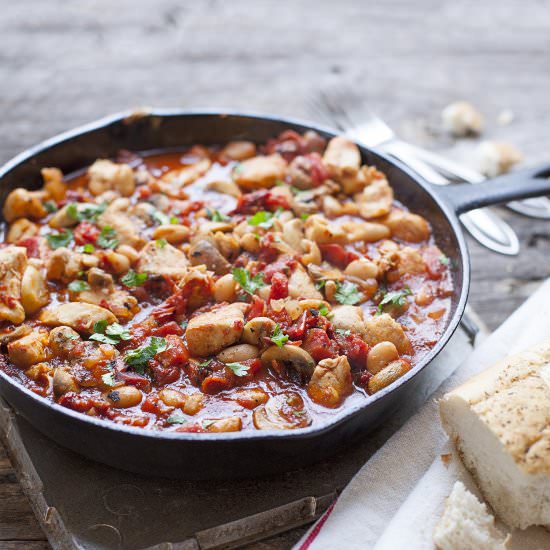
[96,226,119,249]
[247,209,280,229]
[44,200,58,213]
[170,216,180,224]
[67,202,107,222]
[300,213,310,221]
[121,269,148,287]
[335,281,361,305]
[232,267,266,296]
[68,280,90,292]
[206,209,230,222]
[225,362,250,376]
[315,280,326,290]
[167,411,188,425]
[77,243,95,254]
[198,358,213,368]
[376,287,413,314]
[101,373,116,386]
[439,254,450,266]
[152,209,171,225]
[90,321,131,345]
[46,229,73,249]
[124,337,168,374]
[156,238,168,248]
[270,324,289,347]
[318,304,330,317]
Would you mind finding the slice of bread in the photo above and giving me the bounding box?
[440,339,550,529]
[434,481,509,550]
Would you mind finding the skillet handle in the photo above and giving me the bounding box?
[435,163,550,215]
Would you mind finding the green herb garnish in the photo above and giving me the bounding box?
[152,209,171,225]
[156,238,168,248]
[46,229,73,249]
[232,267,266,296]
[68,280,90,292]
[270,324,289,347]
[44,200,58,213]
[226,362,250,376]
[67,202,107,222]
[169,216,180,224]
[206,209,229,222]
[335,328,352,336]
[318,304,330,317]
[97,226,119,249]
[77,243,95,254]
[90,322,131,345]
[167,411,188,425]
[376,287,413,314]
[247,209,280,229]
[124,337,168,374]
[101,373,116,386]
[439,254,450,266]
[335,281,361,305]
[121,270,148,287]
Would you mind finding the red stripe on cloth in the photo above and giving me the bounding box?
[298,500,337,550]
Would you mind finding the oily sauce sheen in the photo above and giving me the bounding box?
[0,131,453,433]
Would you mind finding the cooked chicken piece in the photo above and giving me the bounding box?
[46,247,84,283]
[8,330,49,368]
[40,302,116,334]
[3,188,47,222]
[321,195,359,217]
[87,267,114,289]
[186,302,248,356]
[0,325,31,345]
[288,265,323,300]
[221,141,256,161]
[308,355,353,407]
[304,215,347,245]
[233,154,287,189]
[48,204,78,228]
[322,136,361,182]
[330,305,367,338]
[342,221,391,243]
[387,247,426,282]
[20,264,50,314]
[206,417,243,433]
[75,288,139,321]
[88,159,135,197]
[6,218,39,243]
[355,177,394,219]
[382,210,431,243]
[161,158,212,190]
[281,218,304,251]
[137,241,189,280]
[0,246,27,324]
[364,313,412,354]
[205,179,242,198]
[41,167,67,201]
[97,198,146,249]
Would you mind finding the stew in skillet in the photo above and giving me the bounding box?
[0,131,453,432]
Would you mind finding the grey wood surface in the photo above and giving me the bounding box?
[0,1,549,548]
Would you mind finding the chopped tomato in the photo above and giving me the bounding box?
[319,244,359,269]
[269,272,289,300]
[247,295,266,320]
[302,328,338,362]
[153,321,184,337]
[423,246,447,280]
[16,237,40,258]
[263,255,297,282]
[232,189,290,214]
[334,332,369,371]
[201,367,235,394]
[74,221,101,245]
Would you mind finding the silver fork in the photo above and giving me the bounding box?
[309,94,521,255]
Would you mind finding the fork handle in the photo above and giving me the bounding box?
[381,142,520,256]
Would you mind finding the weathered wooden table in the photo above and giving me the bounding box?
[0,1,549,548]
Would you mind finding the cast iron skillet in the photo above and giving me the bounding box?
[0,110,549,479]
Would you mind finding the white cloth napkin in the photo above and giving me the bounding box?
[296,278,550,550]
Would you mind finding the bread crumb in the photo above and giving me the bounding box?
[441,453,452,465]
[442,101,484,136]
[476,141,522,177]
[497,109,515,126]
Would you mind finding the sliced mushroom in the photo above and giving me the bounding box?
[242,317,276,345]
[261,345,315,383]
[253,392,311,430]
[189,239,231,275]
[53,367,80,397]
